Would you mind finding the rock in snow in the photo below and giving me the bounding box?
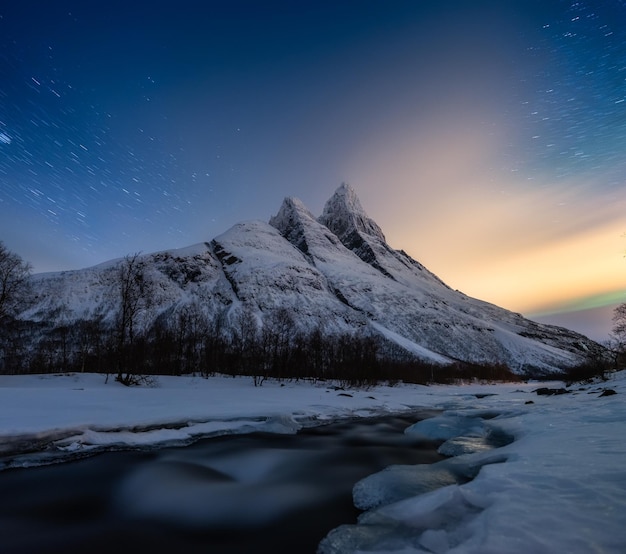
[20,184,602,373]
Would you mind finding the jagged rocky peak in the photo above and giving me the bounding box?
[269,196,318,255]
[318,183,386,244]
[269,196,315,233]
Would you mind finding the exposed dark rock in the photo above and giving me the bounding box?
[599,389,617,397]
[535,387,570,396]
[211,240,241,266]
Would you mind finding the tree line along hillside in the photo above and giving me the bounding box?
[0,242,619,385]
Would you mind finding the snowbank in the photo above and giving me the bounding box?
[1,371,625,553]
[320,371,626,554]
[0,373,436,465]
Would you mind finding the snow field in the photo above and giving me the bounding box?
[320,372,626,553]
[0,371,624,553]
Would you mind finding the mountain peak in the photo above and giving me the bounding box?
[331,182,363,212]
[269,196,315,232]
[269,196,318,256]
[319,183,386,243]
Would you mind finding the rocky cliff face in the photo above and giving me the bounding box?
[19,184,602,373]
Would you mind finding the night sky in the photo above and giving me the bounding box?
[1,1,625,340]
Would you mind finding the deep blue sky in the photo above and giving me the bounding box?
[1,1,625,340]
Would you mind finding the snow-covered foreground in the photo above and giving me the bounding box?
[0,373,438,463]
[1,371,624,553]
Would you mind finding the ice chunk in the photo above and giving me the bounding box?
[353,450,507,511]
[259,413,302,434]
[358,485,481,528]
[353,463,460,510]
[437,434,494,456]
[439,421,514,456]
[320,485,483,553]
[318,524,425,553]
[405,414,484,441]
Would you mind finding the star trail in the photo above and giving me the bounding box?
[1,0,625,340]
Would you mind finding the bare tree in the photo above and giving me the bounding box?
[113,253,153,384]
[0,241,31,323]
[261,307,295,380]
[167,302,210,375]
[610,303,626,368]
[230,303,260,382]
[75,312,106,373]
[612,303,626,338]
[0,243,31,373]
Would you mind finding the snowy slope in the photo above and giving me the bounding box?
[18,184,602,373]
[270,185,599,371]
[211,219,361,332]
[23,242,234,328]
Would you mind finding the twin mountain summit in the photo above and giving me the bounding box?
[25,184,601,374]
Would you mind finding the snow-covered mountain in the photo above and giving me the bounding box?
[20,184,601,373]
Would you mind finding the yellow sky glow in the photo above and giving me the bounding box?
[345,118,626,317]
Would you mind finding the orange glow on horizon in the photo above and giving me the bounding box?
[344,117,626,318]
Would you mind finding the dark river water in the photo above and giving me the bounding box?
[0,411,444,554]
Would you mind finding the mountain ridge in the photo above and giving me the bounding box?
[18,184,603,374]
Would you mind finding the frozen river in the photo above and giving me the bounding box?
[0,411,444,553]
